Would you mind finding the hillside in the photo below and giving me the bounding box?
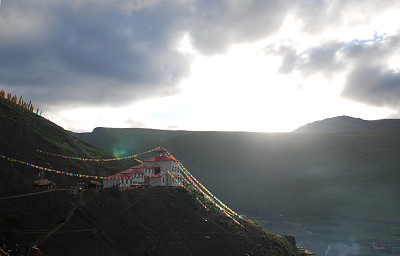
[75,125,400,221]
[1,186,297,256]
[75,121,400,255]
[293,115,400,133]
[0,97,137,196]
[0,97,297,255]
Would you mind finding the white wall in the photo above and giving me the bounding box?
[103,179,120,188]
[150,176,162,187]
[103,175,144,188]
[140,167,154,177]
[144,159,180,174]
[150,174,183,187]
[166,175,182,186]
[125,173,144,184]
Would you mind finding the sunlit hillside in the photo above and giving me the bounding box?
[75,118,400,255]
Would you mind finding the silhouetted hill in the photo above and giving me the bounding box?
[0,98,297,256]
[75,125,400,222]
[75,122,400,254]
[1,186,297,256]
[0,98,136,197]
[293,115,400,133]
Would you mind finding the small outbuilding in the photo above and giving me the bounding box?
[103,173,130,188]
[103,167,145,188]
[119,168,145,183]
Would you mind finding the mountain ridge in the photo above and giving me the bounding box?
[74,116,400,255]
[74,122,400,222]
[293,115,400,133]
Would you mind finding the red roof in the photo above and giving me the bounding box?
[130,164,154,169]
[143,156,171,162]
[154,146,167,152]
[108,173,129,178]
[171,173,183,178]
[119,169,144,175]
[151,172,183,178]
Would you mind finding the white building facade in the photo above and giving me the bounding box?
[150,172,184,187]
[103,169,145,188]
[104,147,183,188]
[103,173,129,188]
[142,147,180,176]
[119,169,145,185]
[129,164,155,177]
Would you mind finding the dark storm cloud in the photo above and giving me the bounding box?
[268,40,346,77]
[186,0,292,55]
[1,0,400,109]
[288,0,400,110]
[342,65,400,107]
[0,0,190,107]
[267,32,400,108]
[0,0,298,108]
[341,34,400,108]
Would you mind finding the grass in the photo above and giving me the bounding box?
[0,98,302,256]
[0,97,140,199]
[72,122,400,254]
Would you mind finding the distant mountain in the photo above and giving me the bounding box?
[75,122,400,254]
[0,98,297,256]
[75,124,400,223]
[293,115,400,133]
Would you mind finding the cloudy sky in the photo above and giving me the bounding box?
[1,0,400,132]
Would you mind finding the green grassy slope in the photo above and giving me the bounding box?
[1,187,298,256]
[0,98,138,196]
[75,124,400,255]
[0,98,299,256]
[76,127,400,222]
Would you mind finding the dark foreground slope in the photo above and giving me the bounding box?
[75,119,400,254]
[0,97,137,196]
[1,187,296,256]
[75,123,400,222]
[0,98,297,255]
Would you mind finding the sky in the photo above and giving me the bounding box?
[1,0,400,132]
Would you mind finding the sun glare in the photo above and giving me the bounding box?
[47,10,400,133]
